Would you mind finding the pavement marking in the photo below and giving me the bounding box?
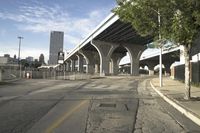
[150,81,200,127]
[45,100,88,133]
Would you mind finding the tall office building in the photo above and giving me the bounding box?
[49,31,64,65]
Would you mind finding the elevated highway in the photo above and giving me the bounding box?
[119,47,180,75]
[59,13,181,76]
[62,13,153,76]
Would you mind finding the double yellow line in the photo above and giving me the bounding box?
[45,100,88,133]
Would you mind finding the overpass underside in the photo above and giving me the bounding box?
[63,18,154,76]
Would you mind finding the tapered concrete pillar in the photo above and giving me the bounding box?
[141,61,157,76]
[91,40,119,76]
[111,53,126,75]
[149,70,154,75]
[79,50,98,74]
[77,54,84,72]
[124,44,145,76]
[95,64,100,73]
[164,62,172,76]
[148,63,155,76]
[66,61,71,71]
[70,59,75,72]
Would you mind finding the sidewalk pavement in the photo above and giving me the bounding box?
[150,77,200,127]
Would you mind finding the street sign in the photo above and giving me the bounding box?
[58,51,64,64]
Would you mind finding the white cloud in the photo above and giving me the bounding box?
[0,2,112,61]
[0,3,108,47]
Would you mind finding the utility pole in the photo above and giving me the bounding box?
[158,10,163,87]
[18,36,23,79]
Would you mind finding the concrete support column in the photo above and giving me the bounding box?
[149,70,154,75]
[70,59,75,72]
[124,44,145,76]
[111,53,126,75]
[77,55,84,72]
[79,50,97,74]
[148,64,155,76]
[87,64,94,74]
[91,40,118,76]
[95,64,100,73]
[164,63,172,76]
[66,61,71,71]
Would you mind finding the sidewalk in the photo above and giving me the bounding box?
[150,77,200,127]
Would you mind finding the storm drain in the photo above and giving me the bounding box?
[99,103,116,108]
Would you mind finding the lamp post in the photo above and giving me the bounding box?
[158,10,163,87]
[18,36,23,78]
[152,8,163,87]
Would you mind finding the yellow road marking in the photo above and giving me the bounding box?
[45,100,88,133]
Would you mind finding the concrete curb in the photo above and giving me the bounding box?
[150,80,200,127]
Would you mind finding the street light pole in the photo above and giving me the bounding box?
[158,10,163,87]
[18,36,23,79]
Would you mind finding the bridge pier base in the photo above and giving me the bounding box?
[77,54,84,72]
[148,64,156,76]
[124,44,145,76]
[91,40,118,76]
[79,50,98,74]
[70,59,76,72]
[164,62,173,76]
[111,53,126,75]
[95,64,100,73]
[149,70,155,76]
[66,61,71,72]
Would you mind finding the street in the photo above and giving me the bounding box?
[0,76,199,133]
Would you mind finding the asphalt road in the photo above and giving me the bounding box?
[0,76,199,133]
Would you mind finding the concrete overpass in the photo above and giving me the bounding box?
[60,13,153,76]
[140,47,180,75]
[119,47,180,75]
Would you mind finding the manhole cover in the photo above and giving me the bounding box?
[99,103,116,108]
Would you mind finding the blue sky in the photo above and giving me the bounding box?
[0,0,116,62]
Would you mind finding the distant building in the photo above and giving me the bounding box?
[26,56,34,62]
[39,54,45,64]
[49,31,64,65]
[4,54,10,58]
[0,54,18,64]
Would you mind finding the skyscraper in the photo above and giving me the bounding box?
[49,31,64,65]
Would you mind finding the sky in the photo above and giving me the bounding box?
[0,0,116,62]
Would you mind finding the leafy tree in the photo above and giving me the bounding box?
[33,59,42,68]
[113,0,200,99]
[21,59,30,68]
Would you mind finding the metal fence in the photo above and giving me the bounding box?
[0,66,95,81]
[173,61,200,83]
[24,70,94,80]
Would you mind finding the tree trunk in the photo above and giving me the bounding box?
[183,44,191,100]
